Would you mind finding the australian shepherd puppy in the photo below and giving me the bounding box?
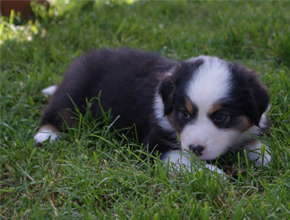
[34,48,271,174]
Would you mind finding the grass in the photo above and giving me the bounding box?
[1,0,290,219]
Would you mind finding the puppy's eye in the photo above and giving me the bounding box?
[213,114,226,123]
[182,111,191,120]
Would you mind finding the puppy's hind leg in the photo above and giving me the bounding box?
[34,124,60,146]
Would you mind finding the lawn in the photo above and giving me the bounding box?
[1,0,290,219]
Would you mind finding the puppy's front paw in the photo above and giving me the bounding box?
[204,163,227,180]
[163,151,227,180]
[254,149,271,166]
[205,164,224,174]
[245,140,271,166]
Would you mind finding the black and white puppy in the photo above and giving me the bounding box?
[34,48,271,174]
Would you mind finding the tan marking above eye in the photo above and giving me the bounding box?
[185,98,195,116]
[210,102,221,115]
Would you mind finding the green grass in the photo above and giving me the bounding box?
[1,0,290,219]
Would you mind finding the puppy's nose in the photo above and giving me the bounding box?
[189,145,204,156]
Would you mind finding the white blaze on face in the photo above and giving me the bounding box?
[180,56,240,160]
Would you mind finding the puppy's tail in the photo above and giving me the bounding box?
[42,85,58,96]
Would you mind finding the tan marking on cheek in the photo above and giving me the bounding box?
[233,116,253,133]
[167,111,182,133]
[185,98,195,116]
[238,116,253,132]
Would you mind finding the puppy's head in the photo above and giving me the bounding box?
[158,56,269,160]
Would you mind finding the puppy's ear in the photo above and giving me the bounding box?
[159,77,176,115]
[248,81,269,126]
[231,63,269,127]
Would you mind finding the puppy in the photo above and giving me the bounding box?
[34,48,271,174]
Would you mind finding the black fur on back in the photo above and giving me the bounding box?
[42,48,176,142]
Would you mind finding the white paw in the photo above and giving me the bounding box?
[245,141,272,166]
[244,140,272,166]
[253,150,271,166]
[204,164,227,180]
[163,151,226,179]
[34,130,58,146]
[205,164,224,174]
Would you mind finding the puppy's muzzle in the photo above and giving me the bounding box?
[189,145,204,156]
